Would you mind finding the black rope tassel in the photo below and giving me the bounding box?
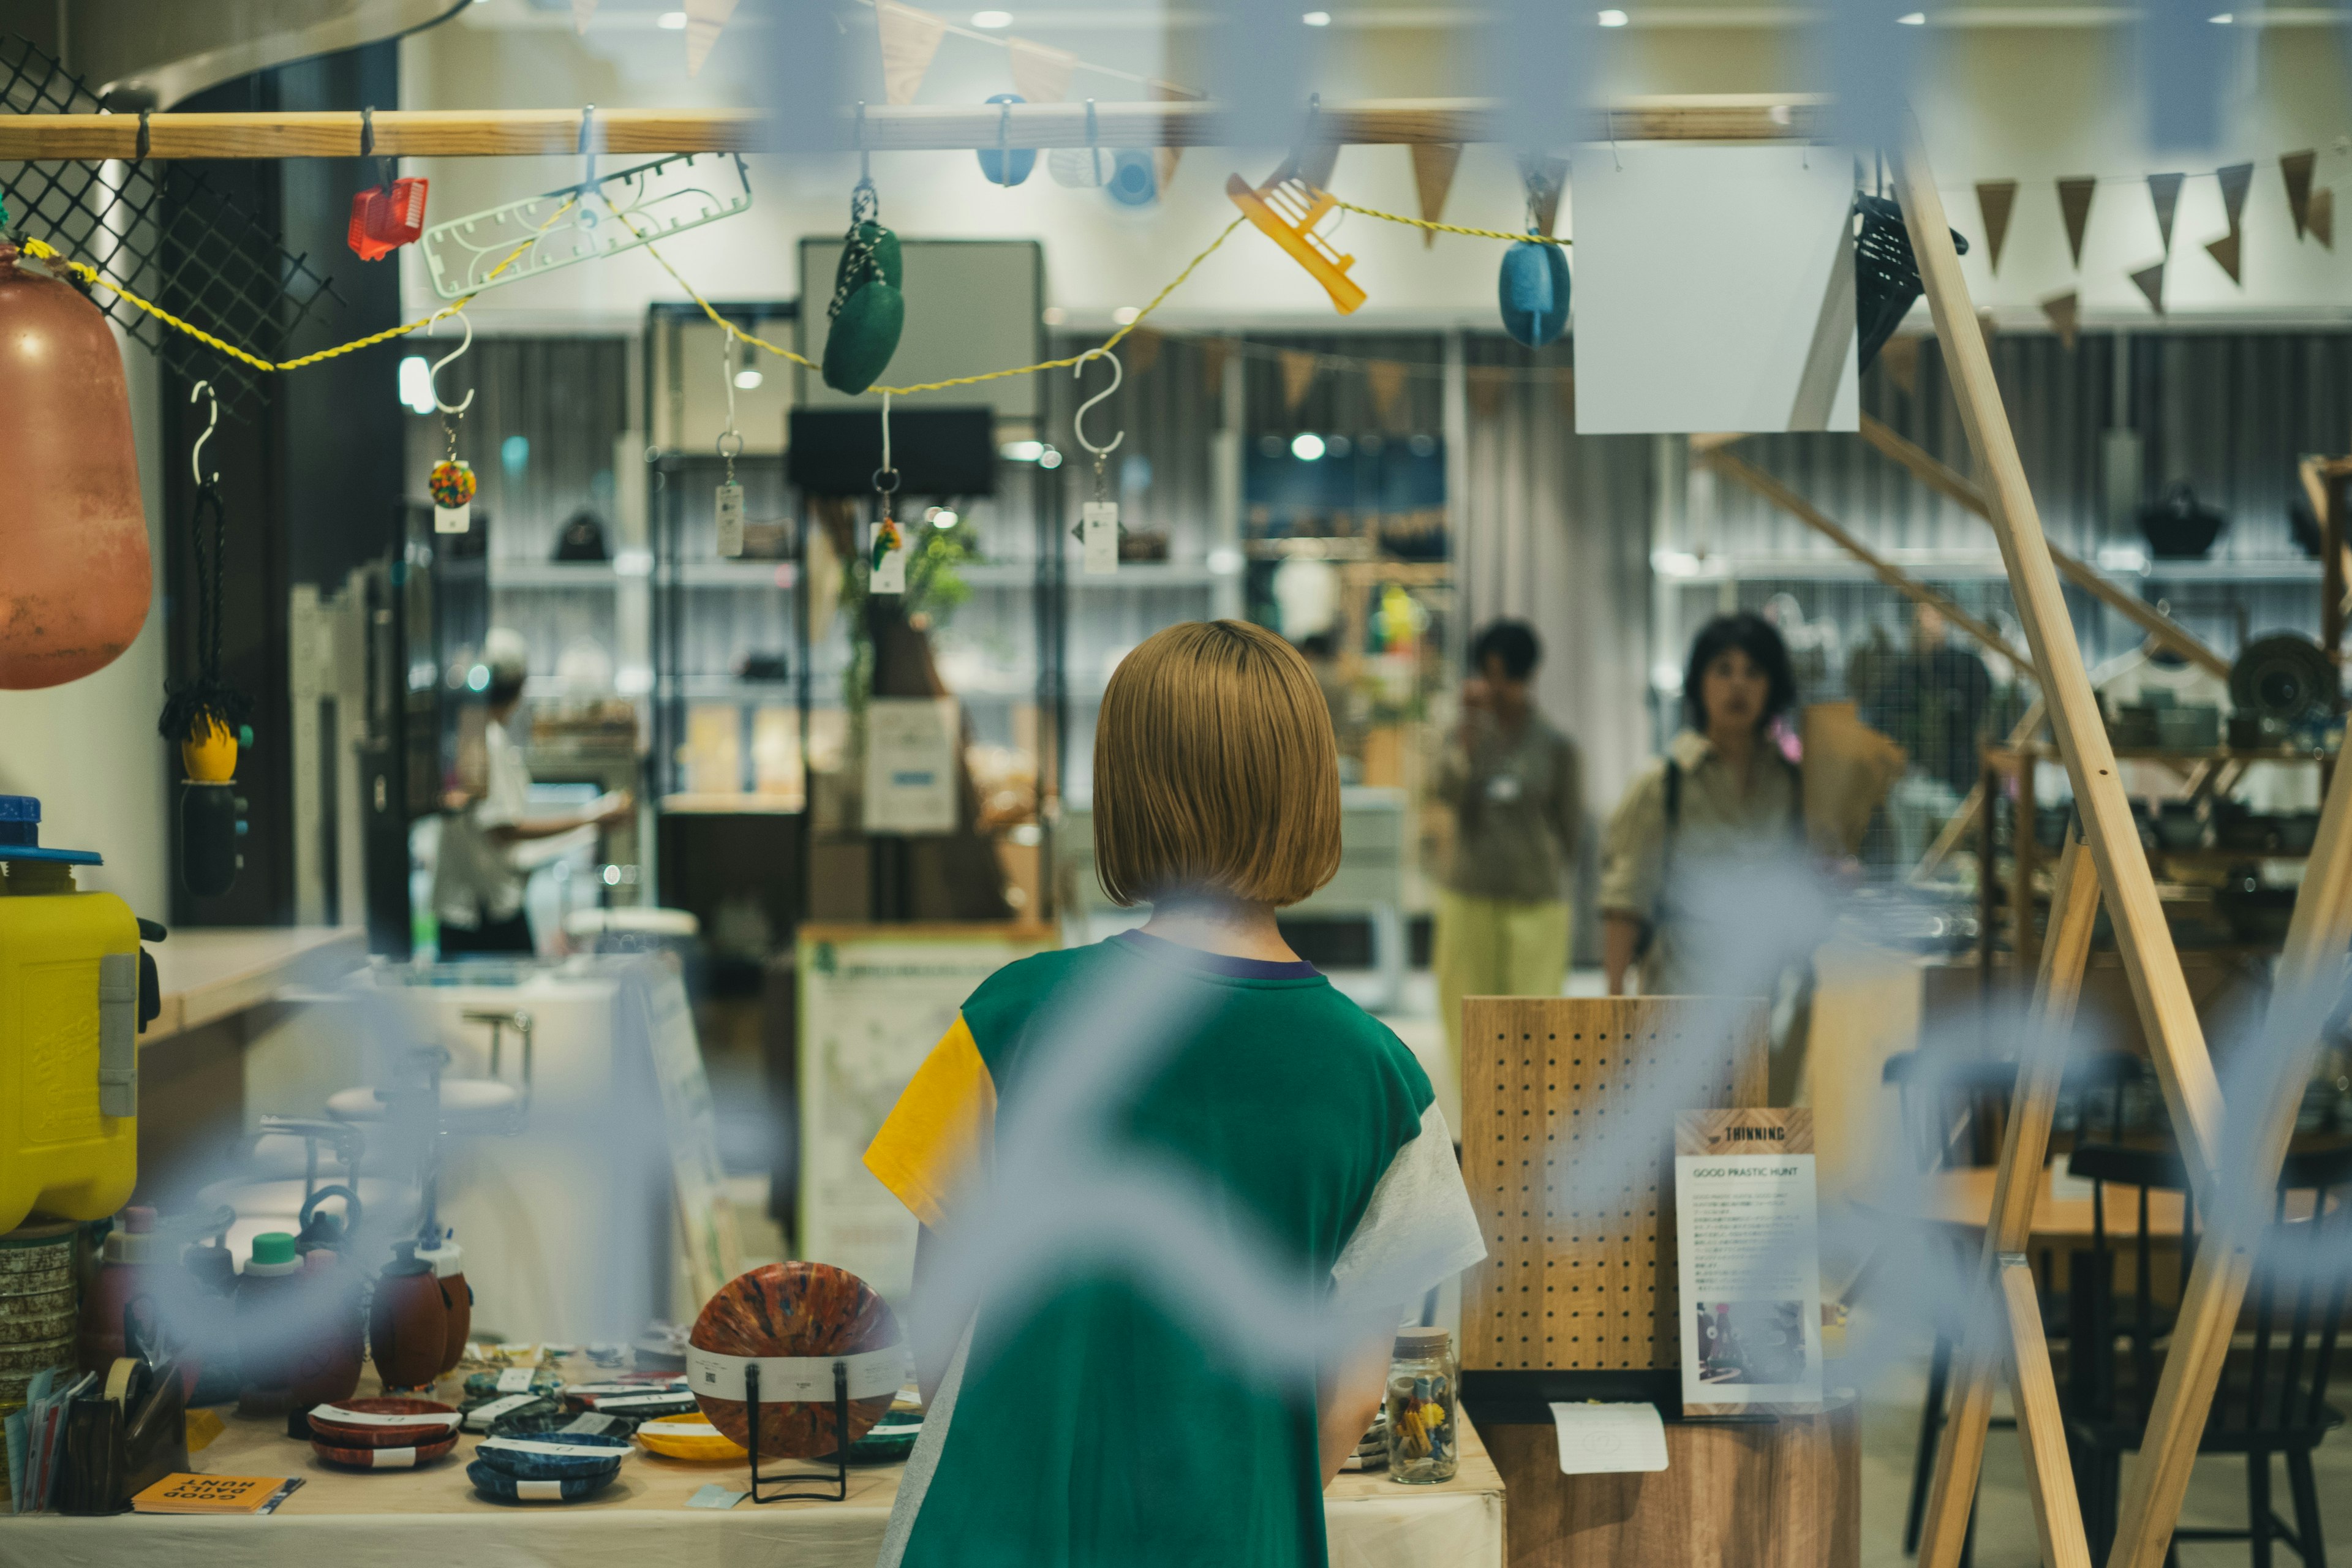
[158,479,253,748]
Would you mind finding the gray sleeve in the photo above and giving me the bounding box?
[1330,1104,1488,1313]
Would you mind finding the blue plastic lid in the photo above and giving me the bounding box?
[0,796,99,865]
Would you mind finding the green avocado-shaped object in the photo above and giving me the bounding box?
[836,222,902,292]
[824,279,904,396]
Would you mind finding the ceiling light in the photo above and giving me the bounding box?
[1303,10,1332,24]
[656,11,687,29]
[398,355,434,415]
[1112,305,1140,325]
[733,368,764,390]
[1000,440,1045,462]
[2207,10,2233,19]
[972,9,1014,27]
[1038,445,1065,470]
[1291,432,1326,461]
[1897,9,1926,20]
[932,509,960,530]
[1597,8,1629,25]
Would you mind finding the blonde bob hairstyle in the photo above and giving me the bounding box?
[1093,620,1343,908]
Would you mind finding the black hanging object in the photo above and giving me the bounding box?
[1853,194,1969,374]
[158,478,253,899]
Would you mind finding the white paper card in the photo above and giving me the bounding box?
[715,482,745,557]
[1572,145,1859,434]
[518,1479,565,1499]
[871,527,907,595]
[1675,1110,1826,1412]
[462,1393,537,1428]
[309,1406,460,1430]
[2053,1156,2099,1204]
[1081,500,1120,575]
[862,696,960,834]
[370,1447,418,1468]
[434,502,470,534]
[1548,1402,1669,1475]
[496,1368,537,1393]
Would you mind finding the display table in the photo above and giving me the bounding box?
[144,926,369,1045]
[0,1400,1506,1568]
[1852,1163,2332,1245]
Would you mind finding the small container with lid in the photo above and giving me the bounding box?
[1384,1324,1458,1484]
[235,1231,307,1416]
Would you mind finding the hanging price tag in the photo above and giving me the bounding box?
[430,458,475,535]
[1081,500,1120,575]
[715,482,745,557]
[871,517,907,596]
[434,502,470,534]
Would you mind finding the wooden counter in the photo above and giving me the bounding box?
[143,927,369,1045]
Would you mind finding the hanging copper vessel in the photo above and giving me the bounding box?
[0,243,149,688]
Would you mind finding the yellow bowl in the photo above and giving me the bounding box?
[633,1411,747,1462]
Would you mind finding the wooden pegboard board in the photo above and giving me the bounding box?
[1461,996,1768,1373]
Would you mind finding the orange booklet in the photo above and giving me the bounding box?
[131,1474,304,1515]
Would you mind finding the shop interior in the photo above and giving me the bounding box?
[2,1,2351,1564]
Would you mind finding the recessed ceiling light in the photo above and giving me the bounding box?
[2207,10,2233,20]
[1897,9,1926,21]
[972,9,1014,28]
[656,11,687,29]
[733,369,764,390]
[1302,10,1332,25]
[398,355,434,415]
[1112,306,1141,325]
[931,509,960,529]
[1291,432,1327,461]
[1596,8,1629,25]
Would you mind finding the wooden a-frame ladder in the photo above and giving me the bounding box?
[1896,127,2352,1568]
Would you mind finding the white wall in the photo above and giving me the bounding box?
[0,321,171,919]
[401,5,2352,337]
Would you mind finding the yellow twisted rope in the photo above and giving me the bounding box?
[1329,198,1569,245]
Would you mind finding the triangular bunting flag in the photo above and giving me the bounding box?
[2217,161,2255,233]
[2130,260,2168,314]
[2204,227,2243,285]
[1529,156,1569,239]
[1009,39,1075,103]
[1120,327,1163,380]
[1409,143,1463,251]
[1149,80,1197,192]
[875,1,946,105]
[2040,290,2080,350]
[2057,177,2097,268]
[1879,335,1920,397]
[1366,360,1408,429]
[2147,173,2184,255]
[1975,181,2018,273]
[571,0,597,31]
[684,0,739,77]
[1279,349,1319,414]
[2283,151,2317,239]
[2312,187,2335,251]
[1200,336,1234,394]
[1466,366,1507,421]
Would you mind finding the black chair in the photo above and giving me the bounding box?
[1889,1046,2146,1561]
[2062,1141,2352,1568]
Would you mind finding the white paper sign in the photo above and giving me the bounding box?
[862,696,960,835]
[797,928,1056,1296]
[871,526,907,595]
[1081,500,1120,575]
[715,482,746,557]
[1548,1402,1670,1474]
[1674,1110,1826,1412]
[435,502,470,534]
[1572,145,1859,434]
[497,1367,538,1393]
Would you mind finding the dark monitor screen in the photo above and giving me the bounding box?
[787,407,997,498]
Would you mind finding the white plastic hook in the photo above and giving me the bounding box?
[1072,347,1124,458]
[188,380,219,487]
[428,310,476,416]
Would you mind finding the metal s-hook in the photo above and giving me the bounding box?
[188,380,219,488]
[1084,98,1102,187]
[1072,347,1125,459]
[871,389,900,499]
[578,103,598,192]
[427,311,476,417]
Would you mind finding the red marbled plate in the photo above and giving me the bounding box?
[688,1262,899,1460]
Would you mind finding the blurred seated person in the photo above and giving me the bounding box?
[432,628,631,957]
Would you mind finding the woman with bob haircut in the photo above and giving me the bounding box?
[1599,610,1803,997]
[867,620,1484,1568]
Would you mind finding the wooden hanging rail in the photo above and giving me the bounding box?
[0,95,1825,160]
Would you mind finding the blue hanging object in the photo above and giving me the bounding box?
[976,94,1035,188]
[1498,238,1570,349]
[1105,148,1157,208]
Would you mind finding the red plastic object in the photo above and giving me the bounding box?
[348,178,429,261]
[0,244,149,689]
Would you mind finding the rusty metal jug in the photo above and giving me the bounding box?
[0,243,149,688]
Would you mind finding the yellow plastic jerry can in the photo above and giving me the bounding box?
[0,796,139,1233]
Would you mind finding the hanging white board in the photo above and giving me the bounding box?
[1572,145,1859,434]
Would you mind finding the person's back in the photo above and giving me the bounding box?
[865,620,1483,1568]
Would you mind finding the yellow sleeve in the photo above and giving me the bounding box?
[864,1014,997,1231]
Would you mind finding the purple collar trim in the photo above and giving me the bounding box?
[1111,929,1321,981]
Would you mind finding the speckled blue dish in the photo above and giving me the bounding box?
[463,1367,566,1401]
[470,1430,631,1481]
[466,1458,620,1504]
[461,1394,565,1433]
[488,1406,639,1441]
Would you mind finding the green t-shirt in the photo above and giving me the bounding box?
[865,931,1484,1568]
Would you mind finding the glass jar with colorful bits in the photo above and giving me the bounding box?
[1384,1325,1457,1484]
